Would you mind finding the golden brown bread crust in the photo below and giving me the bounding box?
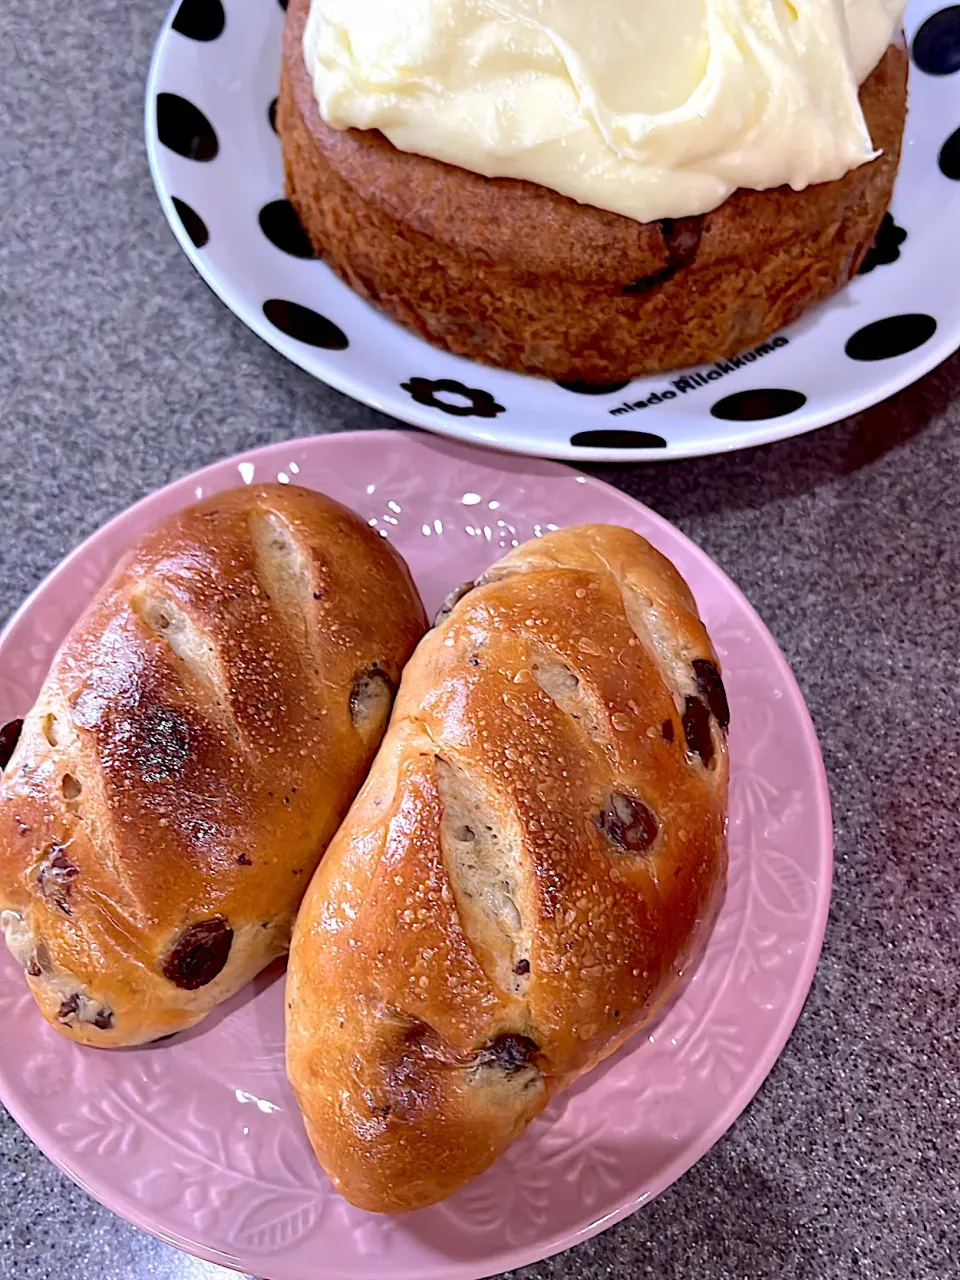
[0,484,427,1047]
[279,0,908,381]
[286,525,729,1212]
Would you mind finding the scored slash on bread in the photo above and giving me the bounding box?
[0,484,426,1047]
[286,524,729,1212]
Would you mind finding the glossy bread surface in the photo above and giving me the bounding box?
[0,483,427,1046]
[287,524,729,1211]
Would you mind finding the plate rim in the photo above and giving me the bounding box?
[144,0,959,464]
[0,429,834,1280]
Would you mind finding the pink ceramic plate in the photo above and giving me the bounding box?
[0,431,832,1280]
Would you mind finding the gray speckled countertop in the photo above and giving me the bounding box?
[2,2,959,1278]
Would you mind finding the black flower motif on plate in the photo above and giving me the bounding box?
[401,378,505,418]
[858,213,907,274]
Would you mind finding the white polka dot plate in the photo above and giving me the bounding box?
[146,0,960,460]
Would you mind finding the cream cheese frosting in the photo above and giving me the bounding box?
[302,0,906,223]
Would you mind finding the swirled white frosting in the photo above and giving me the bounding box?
[303,0,905,222]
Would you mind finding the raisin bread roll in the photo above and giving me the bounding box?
[286,524,728,1212]
[0,484,426,1046]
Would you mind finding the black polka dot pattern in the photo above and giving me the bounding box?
[710,389,806,422]
[570,429,667,449]
[150,0,959,460]
[940,126,960,180]
[263,300,348,350]
[157,93,218,161]
[911,7,960,76]
[171,0,225,42]
[556,379,631,395]
[259,200,316,258]
[858,213,907,274]
[845,314,937,362]
[401,378,505,418]
[172,197,209,249]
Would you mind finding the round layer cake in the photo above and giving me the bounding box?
[278,0,908,383]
